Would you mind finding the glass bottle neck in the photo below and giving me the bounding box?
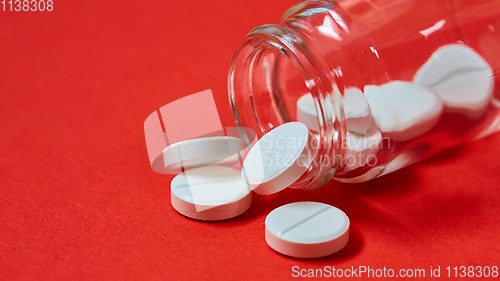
[228,24,346,190]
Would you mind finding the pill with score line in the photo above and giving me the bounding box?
[414,44,494,119]
[170,165,252,221]
[162,136,245,174]
[265,202,350,259]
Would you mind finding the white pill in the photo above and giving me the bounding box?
[242,122,318,195]
[163,136,245,174]
[344,126,382,171]
[414,44,494,118]
[170,165,252,220]
[265,202,349,259]
[365,81,443,141]
[297,90,373,134]
[343,88,372,134]
[296,94,320,132]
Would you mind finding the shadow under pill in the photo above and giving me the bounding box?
[274,225,364,262]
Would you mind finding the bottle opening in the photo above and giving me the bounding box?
[228,25,345,190]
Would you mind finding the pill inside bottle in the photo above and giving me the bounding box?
[229,1,500,188]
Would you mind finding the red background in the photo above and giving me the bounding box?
[1,0,499,280]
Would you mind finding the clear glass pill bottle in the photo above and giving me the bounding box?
[228,0,500,189]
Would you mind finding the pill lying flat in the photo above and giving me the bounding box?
[414,44,494,118]
[297,94,320,132]
[343,88,372,134]
[265,202,349,259]
[163,136,245,174]
[365,81,443,141]
[170,165,252,220]
[242,122,318,195]
[344,127,382,171]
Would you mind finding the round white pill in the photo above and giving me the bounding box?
[241,122,318,195]
[343,88,372,134]
[414,44,494,118]
[170,165,252,221]
[365,81,443,141]
[265,202,349,259]
[163,136,245,174]
[296,94,320,132]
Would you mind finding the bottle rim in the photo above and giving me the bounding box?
[227,24,346,190]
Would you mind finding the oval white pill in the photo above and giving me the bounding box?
[163,136,245,174]
[170,165,252,221]
[414,44,494,118]
[242,122,318,195]
[365,81,443,141]
[343,88,372,134]
[296,94,320,132]
[265,202,349,259]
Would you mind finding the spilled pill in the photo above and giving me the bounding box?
[265,202,349,259]
[242,122,318,195]
[163,136,245,174]
[170,165,252,221]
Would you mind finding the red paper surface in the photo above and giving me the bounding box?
[0,1,499,280]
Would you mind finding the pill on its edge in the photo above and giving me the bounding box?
[296,94,320,132]
[242,122,318,195]
[343,88,372,135]
[344,127,382,171]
